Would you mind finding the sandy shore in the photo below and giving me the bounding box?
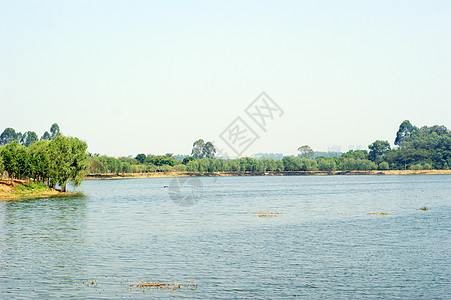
[85,169,451,179]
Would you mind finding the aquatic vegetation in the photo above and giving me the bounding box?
[367,212,390,215]
[254,211,280,217]
[419,206,428,211]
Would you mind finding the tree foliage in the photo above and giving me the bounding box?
[0,128,18,146]
[0,123,60,147]
[50,123,61,139]
[135,153,146,164]
[0,135,88,191]
[395,120,417,146]
[297,145,314,159]
[191,139,216,159]
[368,140,391,162]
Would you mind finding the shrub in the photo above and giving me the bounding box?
[317,158,336,171]
[378,161,389,170]
[423,163,432,170]
[174,164,187,172]
[409,163,423,170]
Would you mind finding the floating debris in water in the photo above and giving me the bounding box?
[367,212,390,215]
[128,279,197,292]
[83,280,99,286]
[254,211,280,217]
[419,206,428,211]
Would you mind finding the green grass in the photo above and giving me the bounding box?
[13,181,50,194]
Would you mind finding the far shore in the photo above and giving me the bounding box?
[1,170,449,201]
[85,169,451,179]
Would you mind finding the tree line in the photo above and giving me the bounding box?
[0,123,61,146]
[0,124,89,191]
[84,121,450,175]
[2,120,449,180]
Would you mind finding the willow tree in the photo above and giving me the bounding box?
[48,136,89,192]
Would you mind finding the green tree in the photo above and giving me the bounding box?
[190,139,217,159]
[202,141,216,159]
[146,155,176,166]
[275,159,284,171]
[1,141,20,179]
[282,156,302,171]
[186,160,200,172]
[0,142,32,180]
[48,136,88,191]
[341,150,368,160]
[394,120,417,146]
[297,145,314,159]
[89,156,104,173]
[368,140,391,162]
[261,158,277,172]
[16,145,31,179]
[317,158,337,171]
[17,132,24,145]
[378,161,389,170]
[174,164,187,172]
[22,131,39,147]
[191,139,205,159]
[356,159,377,170]
[121,162,131,173]
[135,153,146,164]
[50,123,61,139]
[182,156,195,165]
[0,128,18,146]
[41,131,51,140]
[300,158,317,171]
[409,163,423,171]
[29,140,52,182]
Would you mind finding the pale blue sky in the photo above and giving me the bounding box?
[1,0,450,156]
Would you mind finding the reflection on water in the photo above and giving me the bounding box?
[0,175,450,298]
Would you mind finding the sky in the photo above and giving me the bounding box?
[1,0,450,157]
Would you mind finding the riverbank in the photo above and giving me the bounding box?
[85,169,451,179]
[0,179,80,201]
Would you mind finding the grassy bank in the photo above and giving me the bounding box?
[85,169,451,179]
[0,179,81,201]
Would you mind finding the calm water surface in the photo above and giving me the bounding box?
[0,175,450,299]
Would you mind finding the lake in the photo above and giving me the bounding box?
[1,175,450,299]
